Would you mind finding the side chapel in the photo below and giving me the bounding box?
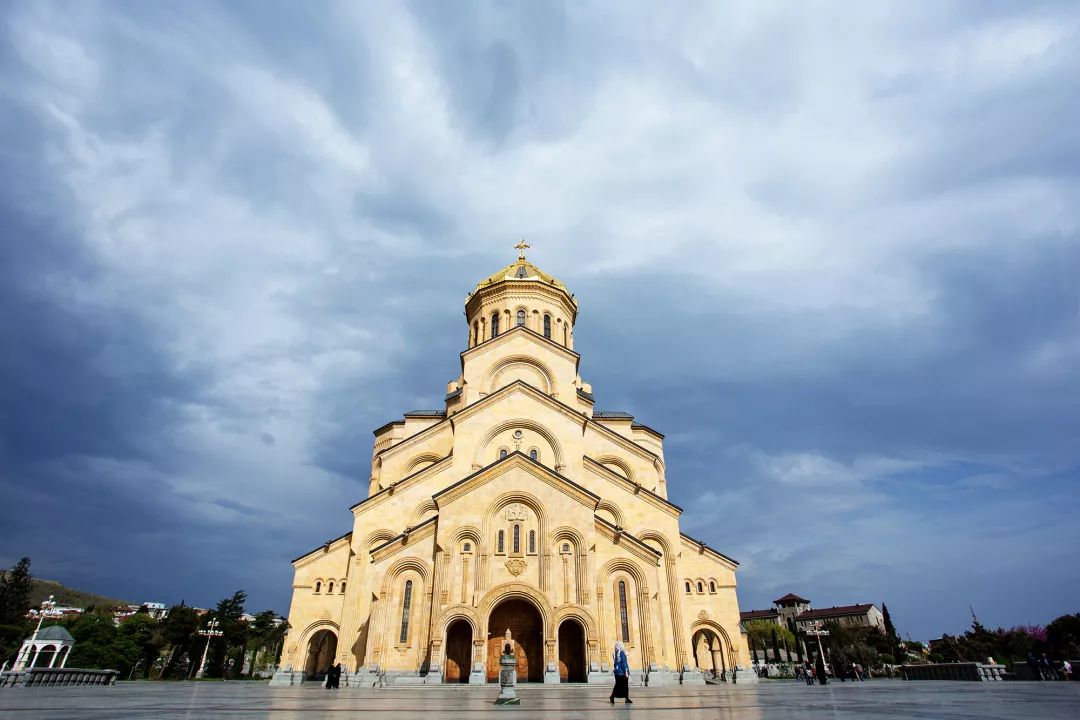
[275,246,753,685]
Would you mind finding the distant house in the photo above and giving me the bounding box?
[740,593,884,635]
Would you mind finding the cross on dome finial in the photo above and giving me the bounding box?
[514,239,530,260]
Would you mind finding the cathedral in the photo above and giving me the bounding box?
[274,247,753,686]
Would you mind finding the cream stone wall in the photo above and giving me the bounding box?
[279,255,752,685]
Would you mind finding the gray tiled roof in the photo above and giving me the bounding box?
[594,410,634,418]
[404,410,445,417]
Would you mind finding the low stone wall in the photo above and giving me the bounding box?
[901,663,1006,681]
[1,668,120,688]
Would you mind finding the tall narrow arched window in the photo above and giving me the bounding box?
[340,581,346,594]
[513,524,521,553]
[491,313,500,338]
[327,580,334,594]
[314,581,322,593]
[528,530,536,554]
[473,321,479,345]
[685,581,692,594]
[697,581,704,594]
[497,530,505,553]
[563,324,568,346]
[543,314,551,338]
[618,580,630,643]
[710,581,716,593]
[399,580,413,643]
[529,448,538,461]
[516,309,526,326]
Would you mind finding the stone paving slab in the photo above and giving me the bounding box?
[0,680,1077,719]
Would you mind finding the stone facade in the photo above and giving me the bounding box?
[276,252,752,685]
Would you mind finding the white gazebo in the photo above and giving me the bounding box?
[13,625,75,671]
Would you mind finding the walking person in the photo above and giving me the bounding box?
[329,662,342,689]
[815,652,828,685]
[803,661,815,686]
[609,641,633,705]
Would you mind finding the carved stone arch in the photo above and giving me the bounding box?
[405,452,442,475]
[436,605,481,641]
[484,490,550,530]
[474,419,565,470]
[553,604,598,641]
[482,354,557,396]
[296,619,340,655]
[595,500,624,527]
[362,529,397,552]
[379,557,432,595]
[689,619,736,669]
[477,582,555,637]
[597,454,634,482]
[601,558,648,590]
[635,530,672,555]
[410,499,439,526]
[451,524,485,547]
[551,526,586,547]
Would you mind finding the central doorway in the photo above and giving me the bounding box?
[486,598,543,682]
[557,619,586,682]
[304,629,337,680]
[444,620,472,683]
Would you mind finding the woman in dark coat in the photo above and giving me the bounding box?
[609,641,632,704]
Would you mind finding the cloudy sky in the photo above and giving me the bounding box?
[2,1,1078,640]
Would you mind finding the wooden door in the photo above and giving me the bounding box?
[444,621,471,683]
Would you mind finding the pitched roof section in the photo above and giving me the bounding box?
[740,609,780,621]
[594,410,634,419]
[774,592,810,604]
[798,604,877,620]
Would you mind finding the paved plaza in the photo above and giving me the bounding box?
[1,680,1078,719]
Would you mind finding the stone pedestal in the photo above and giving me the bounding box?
[733,666,758,684]
[543,661,560,684]
[268,668,303,686]
[469,661,486,684]
[495,652,520,705]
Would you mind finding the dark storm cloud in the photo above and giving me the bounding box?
[1,1,1078,639]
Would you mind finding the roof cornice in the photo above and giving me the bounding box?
[583,456,682,517]
[680,532,740,569]
[291,531,353,567]
[434,451,600,509]
[594,516,662,566]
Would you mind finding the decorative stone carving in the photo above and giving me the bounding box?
[698,610,710,621]
[506,503,528,521]
[506,559,527,576]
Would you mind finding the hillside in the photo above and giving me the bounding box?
[29,578,132,610]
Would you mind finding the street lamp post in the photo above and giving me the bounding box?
[195,618,223,679]
[14,595,57,671]
[805,621,830,685]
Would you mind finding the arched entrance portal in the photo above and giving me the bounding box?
[444,619,473,683]
[692,629,726,679]
[304,629,338,680]
[486,599,543,683]
[557,619,586,682]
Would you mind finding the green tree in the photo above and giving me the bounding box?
[118,613,163,679]
[0,557,34,665]
[159,604,200,679]
[0,557,34,625]
[245,611,289,676]
[1046,613,1080,659]
[745,621,795,659]
[205,591,247,678]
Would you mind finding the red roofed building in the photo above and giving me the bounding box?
[740,593,884,635]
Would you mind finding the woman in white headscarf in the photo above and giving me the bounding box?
[609,640,632,704]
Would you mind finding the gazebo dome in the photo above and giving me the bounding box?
[36,625,75,643]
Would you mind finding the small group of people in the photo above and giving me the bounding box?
[323,662,342,689]
[1027,651,1072,681]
